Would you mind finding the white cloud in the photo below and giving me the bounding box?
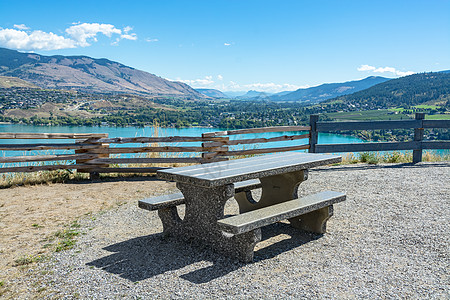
[176,76,215,86]
[66,23,123,46]
[0,28,76,50]
[358,64,414,77]
[172,75,303,93]
[120,33,137,41]
[13,24,30,30]
[123,26,133,33]
[241,82,306,93]
[357,64,376,72]
[146,38,159,42]
[0,23,138,51]
[120,26,137,40]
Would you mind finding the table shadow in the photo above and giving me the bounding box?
[86,222,321,284]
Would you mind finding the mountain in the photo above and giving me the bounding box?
[324,72,450,108]
[0,76,39,88]
[0,47,206,98]
[223,91,248,98]
[271,91,293,97]
[270,76,391,103]
[236,90,273,100]
[195,88,228,98]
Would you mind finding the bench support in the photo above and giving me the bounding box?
[235,169,308,213]
[158,182,261,262]
[289,205,333,234]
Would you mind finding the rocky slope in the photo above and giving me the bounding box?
[0,76,40,88]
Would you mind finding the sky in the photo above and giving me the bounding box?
[0,0,449,93]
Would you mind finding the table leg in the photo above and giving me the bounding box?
[159,182,261,262]
[235,169,308,213]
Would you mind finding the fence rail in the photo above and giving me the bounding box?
[309,113,450,163]
[0,133,232,176]
[0,113,448,176]
[201,126,310,159]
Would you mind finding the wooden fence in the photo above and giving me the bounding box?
[0,113,449,176]
[309,113,450,163]
[201,126,310,159]
[0,126,311,177]
[0,133,232,176]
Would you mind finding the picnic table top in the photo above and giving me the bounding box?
[157,152,341,187]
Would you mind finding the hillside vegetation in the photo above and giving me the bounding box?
[269,76,390,103]
[324,72,450,109]
[0,76,39,88]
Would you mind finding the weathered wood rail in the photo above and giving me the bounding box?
[0,133,231,176]
[201,126,310,159]
[309,113,450,163]
[0,113,448,176]
[0,126,311,177]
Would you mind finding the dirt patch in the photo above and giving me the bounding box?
[0,176,176,295]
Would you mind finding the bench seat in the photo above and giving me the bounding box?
[138,179,262,211]
[218,191,346,235]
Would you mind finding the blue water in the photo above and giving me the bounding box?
[0,124,363,142]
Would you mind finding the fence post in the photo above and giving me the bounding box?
[201,133,229,162]
[309,115,319,153]
[75,135,110,179]
[413,113,425,164]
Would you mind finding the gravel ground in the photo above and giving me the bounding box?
[15,162,450,299]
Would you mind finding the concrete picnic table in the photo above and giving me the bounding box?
[143,152,346,261]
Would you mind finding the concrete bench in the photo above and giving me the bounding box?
[138,179,262,211]
[218,191,346,235]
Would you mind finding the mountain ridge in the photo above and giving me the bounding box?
[270,76,391,103]
[0,47,206,98]
[323,72,450,108]
[195,88,228,98]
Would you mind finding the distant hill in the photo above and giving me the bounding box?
[0,47,206,98]
[271,91,293,97]
[270,76,391,103]
[236,90,273,100]
[325,72,450,108]
[223,91,247,98]
[196,88,228,98]
[0,76,39,88]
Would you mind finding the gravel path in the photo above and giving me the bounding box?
[17,162,450,299]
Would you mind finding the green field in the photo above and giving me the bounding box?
[326,108,449,121]
[388,104,441,113]
[425,114,450,120]
[325,109,411,121]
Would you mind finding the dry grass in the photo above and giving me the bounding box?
[341,150,450,164]
[0,169,89,189]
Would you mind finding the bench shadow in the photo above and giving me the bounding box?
[86,223,321,284]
